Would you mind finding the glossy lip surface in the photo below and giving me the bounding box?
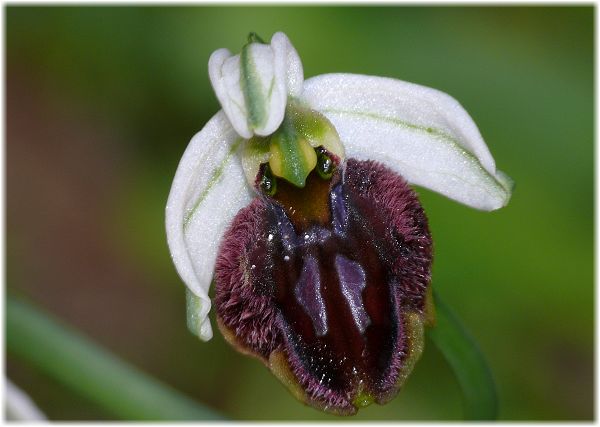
[214,158,433,414]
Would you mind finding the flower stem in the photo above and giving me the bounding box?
[6,296,223,421]
[427,291,499,420]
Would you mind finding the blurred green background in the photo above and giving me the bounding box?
[6,5,593,421]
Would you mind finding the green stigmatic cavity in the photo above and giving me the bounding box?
[241,101,346,190]
[268,118,317,188]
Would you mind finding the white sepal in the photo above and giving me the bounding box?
[166,111,253,341]
[208,33,304,139]
[301,73,512,211]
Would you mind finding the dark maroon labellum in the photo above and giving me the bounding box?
[214,158,433,415]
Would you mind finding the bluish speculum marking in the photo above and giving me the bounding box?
[335,255,370,334]
[330,183,347,236]
[294,256,328,336]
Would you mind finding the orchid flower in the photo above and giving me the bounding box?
[166,32,512,415]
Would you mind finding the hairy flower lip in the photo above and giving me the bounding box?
[213,160,432,414]
[166,32,513,344]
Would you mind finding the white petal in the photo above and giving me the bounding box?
[209,49,252,139]
[301,73,511,211]
[6,380,46,421]
[271,32,304,97]
[166,111,253,341]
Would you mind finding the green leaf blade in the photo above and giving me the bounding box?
[6,297,224,421]
[427,291,499,420]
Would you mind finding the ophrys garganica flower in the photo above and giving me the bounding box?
[166,32,512,415]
